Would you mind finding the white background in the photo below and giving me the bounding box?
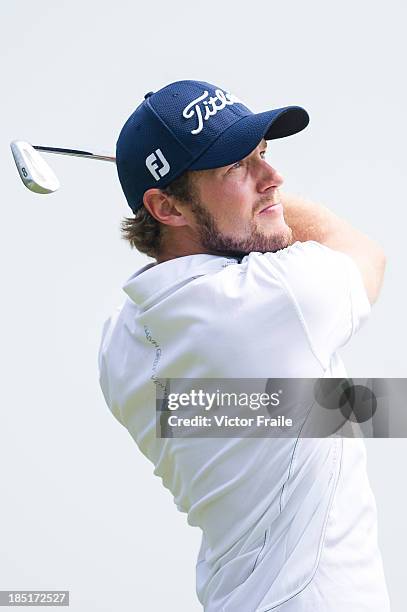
[1,1,406,610]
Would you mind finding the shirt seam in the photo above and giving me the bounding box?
[266,261,331,370]
[344,255,357,343]
[256,437,343,611]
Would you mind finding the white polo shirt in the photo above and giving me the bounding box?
[98,241,390,611]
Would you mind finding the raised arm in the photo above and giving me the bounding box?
[280,192,387,305]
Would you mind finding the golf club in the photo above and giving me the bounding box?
[10,140,116,194]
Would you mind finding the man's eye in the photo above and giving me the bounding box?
[228,150,266,172]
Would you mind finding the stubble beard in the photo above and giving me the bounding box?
[190,199,293,259]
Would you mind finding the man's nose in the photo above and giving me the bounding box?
[258,163,284,192]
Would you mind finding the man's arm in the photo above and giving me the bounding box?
[280,192,387,305]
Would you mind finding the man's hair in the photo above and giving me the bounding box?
[120,171,195,259]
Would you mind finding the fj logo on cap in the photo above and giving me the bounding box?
[182,89,242,135]
[145,149,170,181]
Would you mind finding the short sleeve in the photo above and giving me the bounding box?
[259,241,371,363]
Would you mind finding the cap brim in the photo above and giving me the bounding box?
[189,106,309,171]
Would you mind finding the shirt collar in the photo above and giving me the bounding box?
[122,253,241,307]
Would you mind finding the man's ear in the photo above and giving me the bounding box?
[143,189,188,227]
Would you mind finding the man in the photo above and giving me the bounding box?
[98,80,390,610]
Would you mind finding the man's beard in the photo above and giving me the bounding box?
[190,199,293,259]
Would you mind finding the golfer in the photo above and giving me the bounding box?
[98,80,391,610]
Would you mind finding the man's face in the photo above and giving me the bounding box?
[183,139,293,258]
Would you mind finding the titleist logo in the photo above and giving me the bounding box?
[182,89,243,135]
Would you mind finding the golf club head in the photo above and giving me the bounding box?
[10,140,60,194]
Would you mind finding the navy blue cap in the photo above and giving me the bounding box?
[116,80,309,213]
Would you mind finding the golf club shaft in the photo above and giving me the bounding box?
[33,145,116,163]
